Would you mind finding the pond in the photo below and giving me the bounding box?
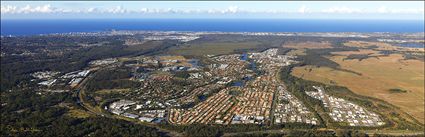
[198,94,207,101]
[188,59,200,67]
[231,81,244,87]
[240,53,248,61]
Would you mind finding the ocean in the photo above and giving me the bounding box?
[1,19,424,36]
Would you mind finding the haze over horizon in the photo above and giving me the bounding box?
[1,1,424,20]
[1,1,424,36]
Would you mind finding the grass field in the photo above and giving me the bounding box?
[283,41,333,49]
[330,49,381,56]
[95,88,130,94]
[158,55,186,61]
[343,41,424,52]
[286,49,307,56]
[66,107,92,118]
[167,42,261,56]
[292,54,424,124]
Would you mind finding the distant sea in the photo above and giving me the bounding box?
[1,19,424,36]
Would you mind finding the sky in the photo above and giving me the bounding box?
[1,1,424,20]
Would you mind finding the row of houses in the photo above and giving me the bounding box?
[306,86,385,127]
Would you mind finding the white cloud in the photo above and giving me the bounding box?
[322,6,363,14]
[132,6,240,14]
[34,4,54,13]
[320,6,424,15]
[107,6,127,14]
[0,4,262,15]
[20,4,54,13]
[377,6,388,13]
[222,6,239,14]
[1,4,424,15]
[1,5,18,14]
[194,6,240,14]
[391,8,424,14]
[86,7,98,13]
[298,5,309,14]
[136,8,179,14]
[1,4,65,14]
[379,6,424,14]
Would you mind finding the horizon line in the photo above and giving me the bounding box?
[2,18,424,21]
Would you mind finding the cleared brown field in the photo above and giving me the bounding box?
[283,41,333,49]
[344,41,425,52]
[331,49,381,56]
[286,49,307,56]
[292,54,425,124]
[67,107,92,118]
[157,55,195,67]
[159,55,186,61]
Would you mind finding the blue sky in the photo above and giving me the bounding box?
[1,1,424,20]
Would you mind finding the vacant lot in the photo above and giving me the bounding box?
[167,42,260,56]
[292,54,425,124]
[283,41,333,49]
